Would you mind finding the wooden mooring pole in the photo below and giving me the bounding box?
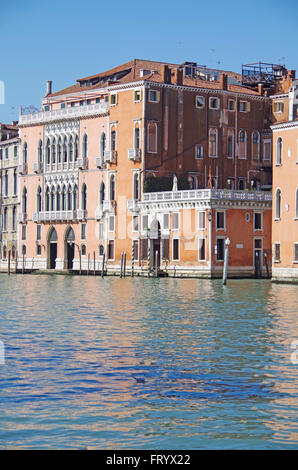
[15,250,18,274]
[93,251,96,275]
[120,252,123,278]
[123,251,126,278]
[264,252,270,279]
[8,250,11,275]
[131,243,134,277]
[22,253,25,274]
[87,253,90,275]
[223,238,230,286]
[101,253,105,278]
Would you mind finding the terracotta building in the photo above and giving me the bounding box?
[271,75,298,282]
[17,59,277,277]
[0,122,19,266]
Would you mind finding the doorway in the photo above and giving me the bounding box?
[64,226,75,270]
[47,226,58,269]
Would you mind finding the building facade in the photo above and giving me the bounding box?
[0,123,19,267]
[17,59,278,277]
[271,77,298,282]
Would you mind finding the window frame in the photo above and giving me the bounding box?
[209,97,220,110]
[172,238,180,261]
[216,210,226,231]
[198,237,206,261]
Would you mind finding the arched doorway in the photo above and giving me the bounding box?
[150,218,161,269]
[64,226,75,269]
[47,226,58,269]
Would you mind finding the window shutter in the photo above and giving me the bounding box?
[156,91,160,102]
[247,101,251,112]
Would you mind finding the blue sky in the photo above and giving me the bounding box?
[1,0,298,123]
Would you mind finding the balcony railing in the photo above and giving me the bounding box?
[32,211,79,222]
[33,161,43,173]
[128,148,141,162]
[142,189,272,203]
[103,200,116,212]
[18,212,27,223]
[78,157,88,170]
[76,209,87,220]
[95,206,103,220]
[96,156,105,168]
[127,199,140,212]
[19,102,109,126]
[104,150,117,164]
[18,163,28,175]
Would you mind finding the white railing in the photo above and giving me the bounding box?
[128,148,141,161]
[76,209,87,220]
[103,200,116,212]
[18,213,27,223]
[104,150,117,164]
[18,163,28,175]
[78,157,88,170]
[96,156,104,168]
[19,102,109,125]
[127,199,140,212]
[142,189,272,203]
[32,211,78,221]
[95,206,103,220]
[33,161,43,173]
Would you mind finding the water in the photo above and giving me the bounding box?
[0,274,297,449]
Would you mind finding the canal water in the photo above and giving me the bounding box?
[0,274,297,449]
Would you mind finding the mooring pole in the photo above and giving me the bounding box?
[8,250,11,275]
[264,252,270,279]
[93,251,96,275]
[147,241,151,278]
[155,250,158,278]
[22,253,25,274]
[131,243,134,277]
[123,251,127,278]
[15,250,18,274]
[223,237,230,285]
[101,253,105,278]
[79,248,82,275]
[87,254,90,275]
[120,252,123,278]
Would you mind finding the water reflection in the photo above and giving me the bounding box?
[0,274,297,449]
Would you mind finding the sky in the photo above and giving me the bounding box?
[1,0,298,123]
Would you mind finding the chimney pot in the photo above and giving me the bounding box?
[219,73,227,90]
[46,80,52,96]
[258,83,264,95]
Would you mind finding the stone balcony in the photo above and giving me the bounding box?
[32,210,81,222]
[18,163,28,175]
[33,161,43,173]
[127,199,140,212]
[128,148,141,162]
[19,102,109,126]
[95,200,116,219]
[18,212,27,223]
[142,189,272,204]
[104,150,117,164]
[78,157,88,170]
[96,156,105,168]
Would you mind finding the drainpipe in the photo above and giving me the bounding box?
[208,207,212,276]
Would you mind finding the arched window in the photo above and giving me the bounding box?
[227,130,234,158]
[22,187,27,213]
[3,207,7,231]
[56,186,61,210]
[147,122,157,153]
[74,135,78,161]
[38,140,43,162]
[209,128,217,157]
[45,186,50,212]
[277,137,282,165]
[133,173,139,200]
[12,245,16,259]
[69,136,73,162]
[100,182,105,205]
[110,175,115,201]
[134,124,140,149]
[67,186,72,210]
[188,176,195,189]
[73,185,78,210]
[82,134,88,158]
[81,244,86,256]
[23,142,28,163]
[46,139,51,164]
[5,171,8,196]
[110,128,116,151]
[100,133,106,157]
[63,137,67,163]
[51,138,56,164]
[62,186,66,210]
[81,183,87,210]
[37,186,42,212]
[13,169,17,195]
[252,131,260,160]
[50,186,55,211]
[275,188,281,219]
[239,130,247,158]
[58,137,62,163]
[12,206,16,231]
[99,244,104,256]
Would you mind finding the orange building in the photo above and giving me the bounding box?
[16,59,278,277]
[271,76,298,282]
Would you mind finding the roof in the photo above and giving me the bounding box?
[46,59,260,99]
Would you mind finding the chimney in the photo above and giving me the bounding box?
[46,80,52,96]
[174,68,183,85]
[287,70,296,80]
[258,83,264,96]
[162,65,171,84]
[219,73,227,90]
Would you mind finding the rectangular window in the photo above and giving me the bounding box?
[198,238,206,261]
[142,215,148,231]
[36,244,42,255]
[14,145,18,157]
[209,97,219,109]
[61,103,66,109]
[216,211,225,230]
[239,101,250,112]
[134,90,141,102]
[274,243,280,262]
[96,98,100,104]
[133,239,139,260]
[195,144,203,159]
[172,212,179,230]
[108,240,114,260]
[22,224,26,241]
[195,96,205,108]
[80,100,85,106]
[198,211,206,230]
[162,238,170,260]
[86,99,91,105]
[263,140,271,161]
[37,224,41,241]
[110,94,118,106]
[70,102,75,107]
[216,238,225,261]
[99,222,104,240]
[5,148,8,159]
[148,90,160,103]
[81,223,86,240]
[141,238,148,260]
[228,99,235,111]
[294,243,298,262]
[44,105,50,111]
[254,212,262,230]
[132,215,139,232]
[163,213,169,230]
[172,239,180,261]
[109,215,115,232]
[273,101,284,113]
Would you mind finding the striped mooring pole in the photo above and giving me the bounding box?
[147,241,151,278]
[131,243,135,277]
